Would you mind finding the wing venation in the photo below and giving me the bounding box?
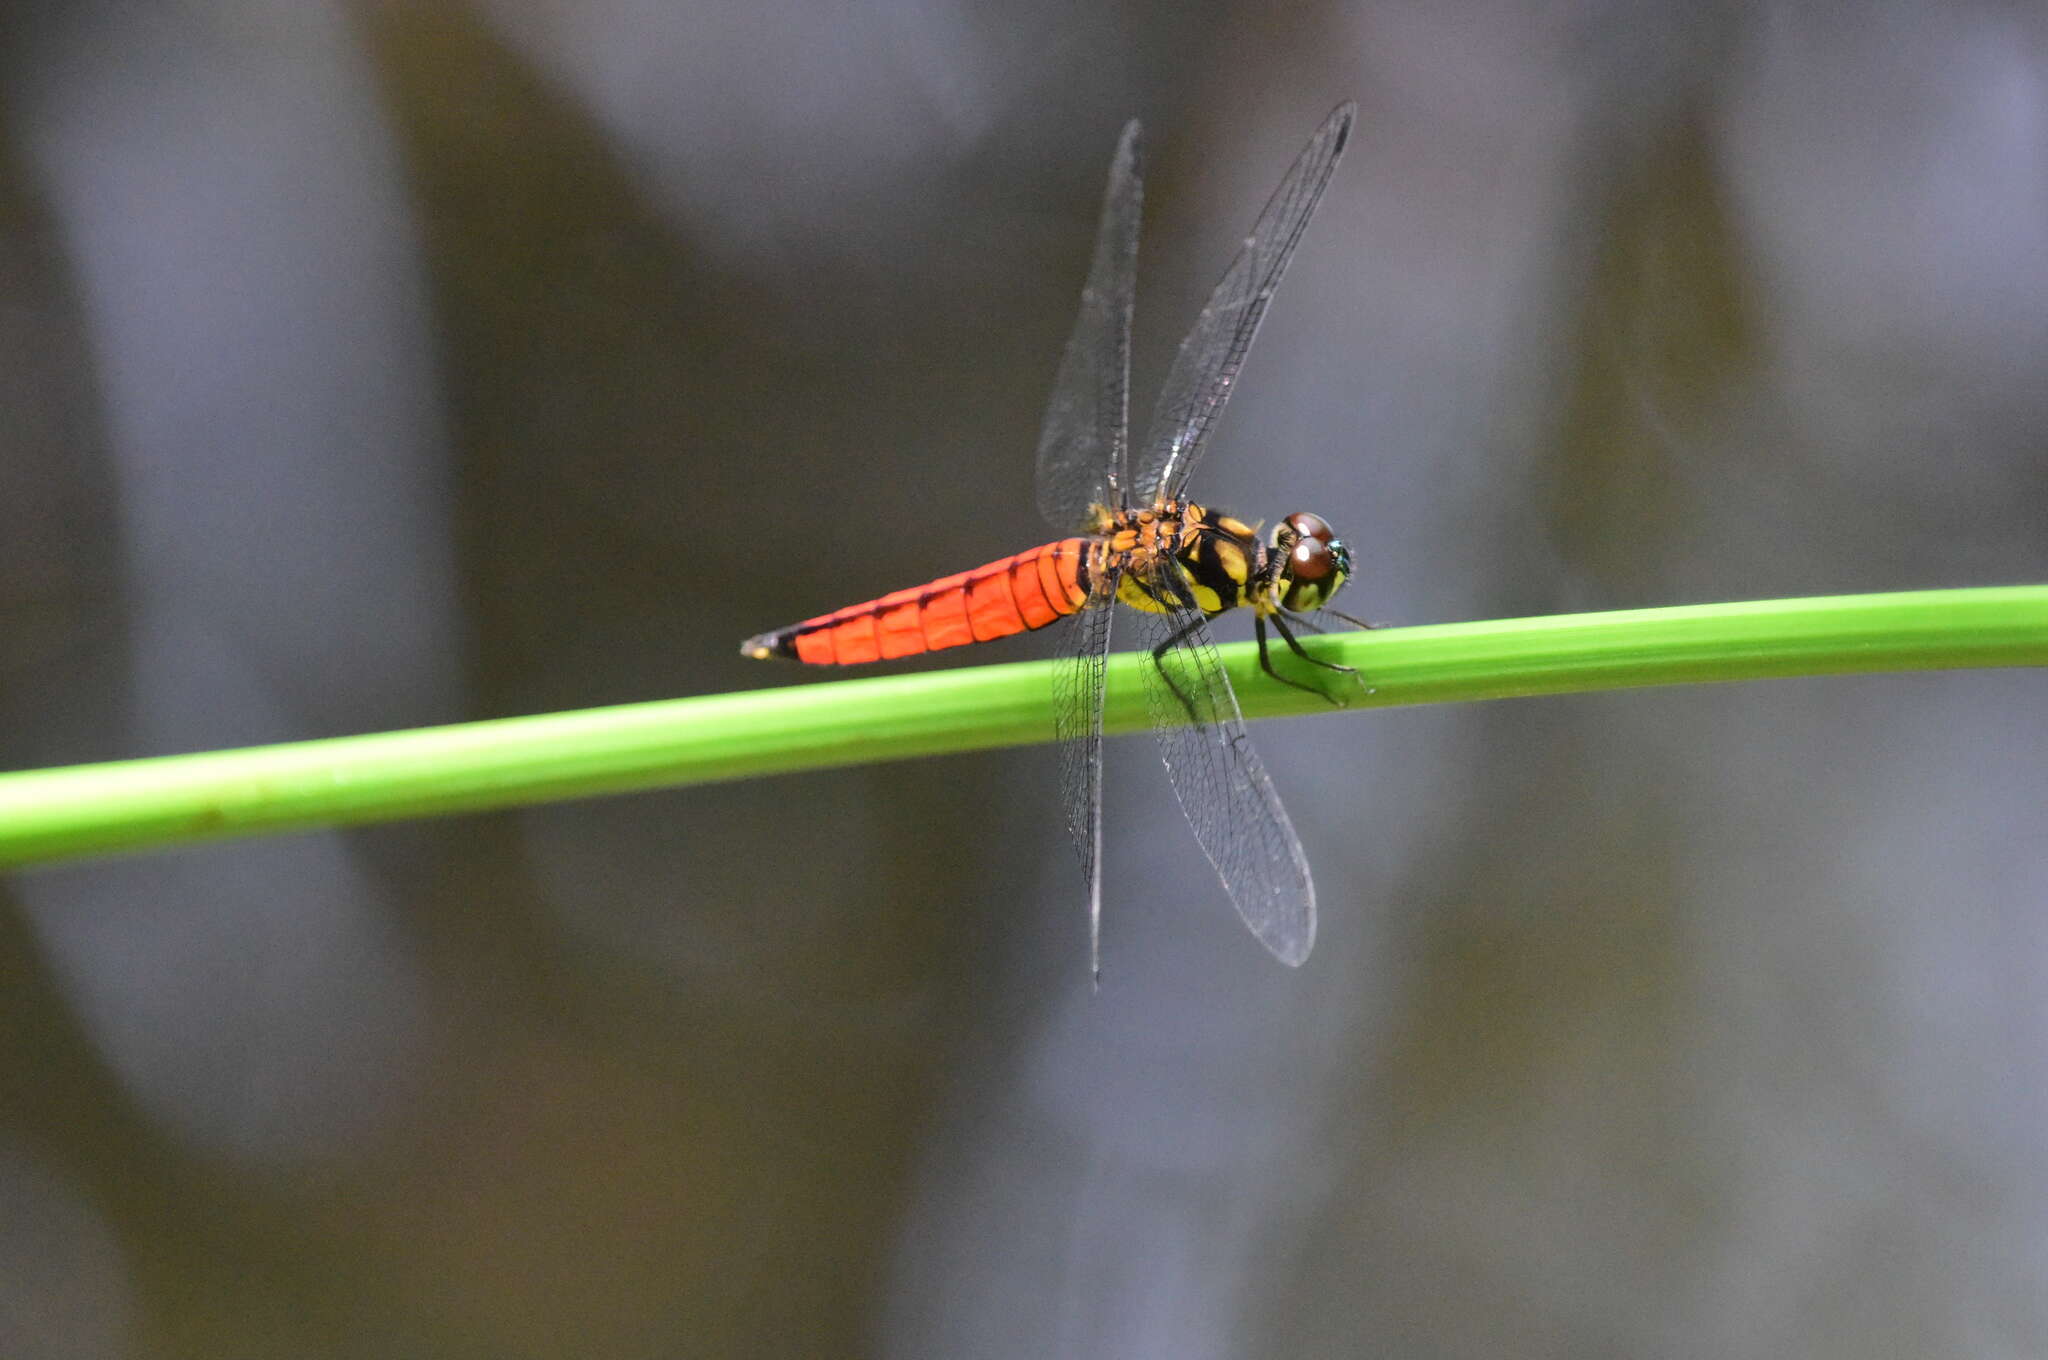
[1133,103,1355,503]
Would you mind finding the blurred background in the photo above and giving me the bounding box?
[2,0,2046,1355]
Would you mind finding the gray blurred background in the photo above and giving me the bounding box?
[2,1,2046,1355]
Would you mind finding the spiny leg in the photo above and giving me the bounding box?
[1147,566,1237,725]
[1277,610,1376,643]
[1269,611,1357,675]
[1278,610,1376,638]
[1151,612,1210,726]
[1254,614,1334,698]
[1265,611,1372,706]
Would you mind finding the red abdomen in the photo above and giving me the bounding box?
[743,538,1096,665]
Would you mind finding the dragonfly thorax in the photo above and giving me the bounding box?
[1101,501,1350,620]
[1104,500,1257,617]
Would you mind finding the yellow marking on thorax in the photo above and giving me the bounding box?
[1114,573,1172,614]
[1212,513,1256,539]
[1207,535,1250,586]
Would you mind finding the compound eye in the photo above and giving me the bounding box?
[1285,511,1335,544]
[1290,537,1337,582]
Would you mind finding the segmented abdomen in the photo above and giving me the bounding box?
[744,538,1096,664]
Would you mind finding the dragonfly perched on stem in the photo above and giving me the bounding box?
[743,104,1367,977]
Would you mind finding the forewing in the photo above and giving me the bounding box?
[1052,568,1118,981]
[1035,121,1143,531]
[1131,563,1317,965]
[1133,103,1355,503]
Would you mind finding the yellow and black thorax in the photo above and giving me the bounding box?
[1100,499,1264,617]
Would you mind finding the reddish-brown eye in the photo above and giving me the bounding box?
[1285,511,1335,544]
[1290,538,1336,581]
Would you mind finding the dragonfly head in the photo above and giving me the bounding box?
[1270,511,1352,613]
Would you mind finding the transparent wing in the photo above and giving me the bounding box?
[1130,562,1317,965]
[1052,567,1119,980]
[1035,121,1143,531]
[1133,102,1355,504]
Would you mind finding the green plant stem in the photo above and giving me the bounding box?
[0,585,2042,869]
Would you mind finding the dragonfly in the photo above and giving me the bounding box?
[742,104,1365,975]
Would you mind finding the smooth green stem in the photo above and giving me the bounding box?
[0,585,2042,869]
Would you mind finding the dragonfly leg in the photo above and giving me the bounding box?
[1255,615,1340,695]
[1150,612,1209,725]
[1261,612,1368,705]
[1273,608,1376,640]
[1269,612,1357,675]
